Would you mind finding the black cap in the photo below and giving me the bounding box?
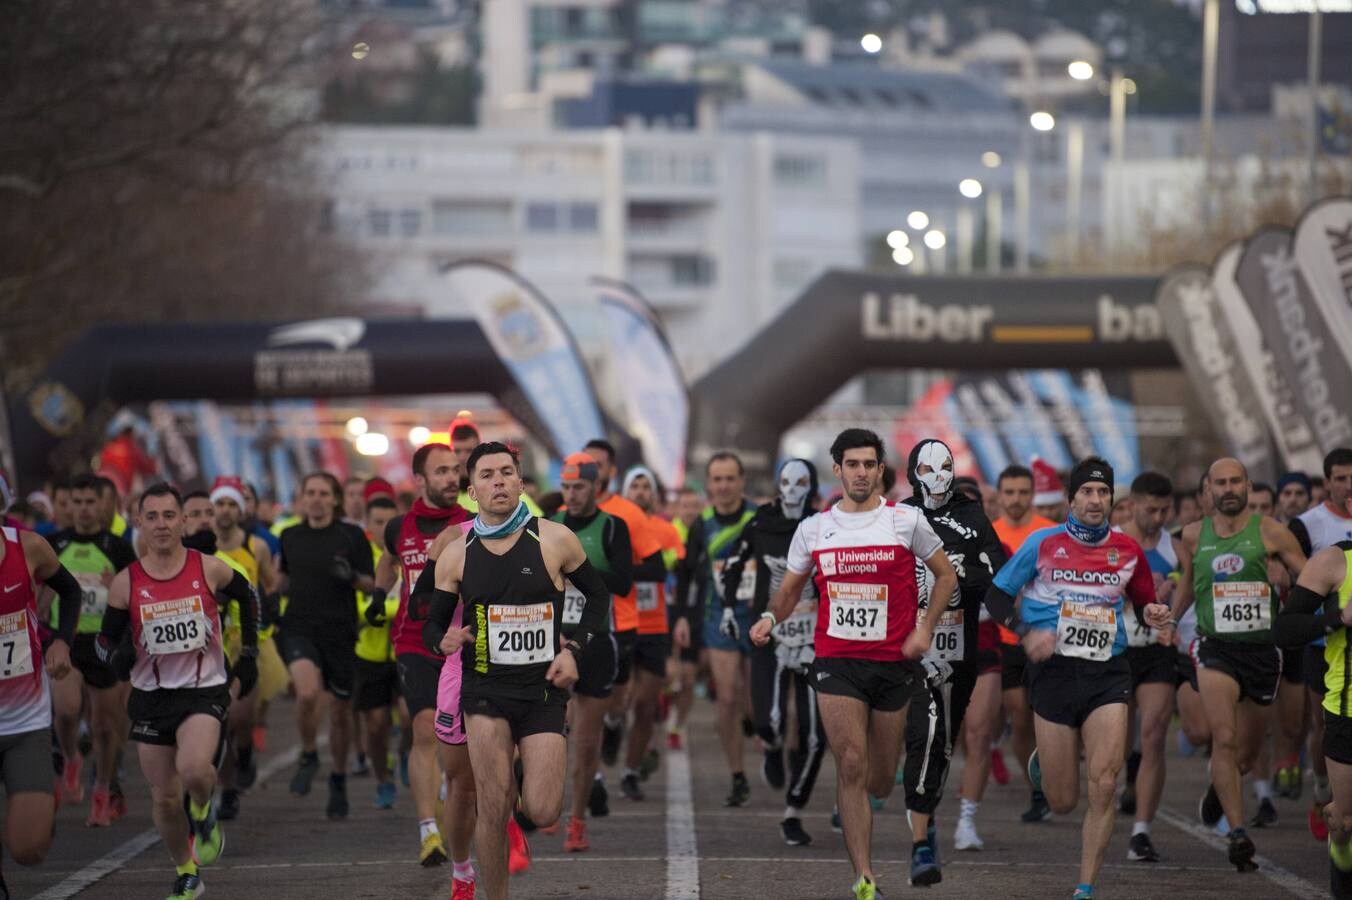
[1067,456,1114,498]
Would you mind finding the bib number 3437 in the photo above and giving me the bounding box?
[826,583,887,642]
[1055,602,1116,661]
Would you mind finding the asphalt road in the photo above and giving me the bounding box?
[7,693,1336,900]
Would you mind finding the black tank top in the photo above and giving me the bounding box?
[459,518,564,701]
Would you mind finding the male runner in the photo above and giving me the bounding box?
[900,440,1007,884]
[722,459,827,846]
[46,473,137,824]
[751,428,957,900]
[96,483,260,900]
[0,515,82,899]
[424,442,612,900]
[666,486,703,749]
[1115,471,1185,861]
[1273,533,1352,897]
[1163,457,1306,870]
[343,476,366,524]
[368,443,474,866]
[1277,472,1313,524]
[983,457,1168,900]
[277,472,374,819]
[355,495,400,808]
[677,452,758,806]
[551,453,633,849]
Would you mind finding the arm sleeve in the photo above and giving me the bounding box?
[980,584,1020,630]
[95,606,132,663]
[1289,519,1314,560]
[43,566,83,645]
[384,517,403,560]
[1274,584,1332,646]
[601,516,634,597]
[564,557,612,646]
[407,560,440,622]
[422,589,460,655]
[217,570,260,651]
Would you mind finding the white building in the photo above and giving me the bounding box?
[319,125,861,377]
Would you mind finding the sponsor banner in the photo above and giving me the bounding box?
[1156,265,1277,481]
[1236,227,1352,453]
[1292,197,1352,451]
[442,262,606,460]
[1211,242,1324,474]
[595,278,689,491]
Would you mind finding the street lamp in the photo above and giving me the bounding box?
[907,210,929,230]
[408,425,431,446]
[1029,110,1056,132]
[892,246,914,266]
[1067,60,1095,81]
[886,230,909,249]
[345,416,369,437]
[860,33,882,54]
[355,432,390,457]
[923,230,946,250]
[959,178,983,199]
[981,151,1002,168]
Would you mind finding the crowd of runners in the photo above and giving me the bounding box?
[2,418,1352,900]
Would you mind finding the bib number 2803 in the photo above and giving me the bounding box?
[140,597,209,656]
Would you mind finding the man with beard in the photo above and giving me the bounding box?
[1162,457,1306,870]
[721,459,827,847]
[899,441,1007,884]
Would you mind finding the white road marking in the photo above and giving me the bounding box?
[665,743,700,897]
[1157,807,1325,899]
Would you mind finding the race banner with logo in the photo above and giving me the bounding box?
[594,278,689,491]
[1210,241,1323,474]
[442,262,606,460]
[1292,198,1352,452]
[1236,227,1352,454]
[1155,265,1277,481]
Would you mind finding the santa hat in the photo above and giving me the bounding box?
[448,410,480,440]
[363,477,395,504]
[1031,457,1064,507]
[209,476,247,509]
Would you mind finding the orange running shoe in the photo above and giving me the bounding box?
[563,816,589,853]
[63,754,85,806]
[990,747,1010,786]
[452,876,476,899]
[667,731,683,751]
[506,815,531,874]
[252,726,267,752]
[109,786,128,820]
[86,787,113,828]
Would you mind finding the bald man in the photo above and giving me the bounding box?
[1162,458,1306,871]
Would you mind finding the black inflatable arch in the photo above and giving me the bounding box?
[688,269,1177,482]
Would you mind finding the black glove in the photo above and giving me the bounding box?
[330,555,355,585]
[233,653,259,698]
[364,588,389,626]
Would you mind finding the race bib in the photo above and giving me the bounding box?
[74,572,108,618]
[563,584,586,626]
[773,598,817,649]
[929,609,965,662]
[0,611,34,680]
[1214,582,1271,634]
[140,596,209,656]
[488,602,555,666]
[1055,602,1116,661]
[826,583,887,642]
[1125,616,1155,648]
[636,582,661,613]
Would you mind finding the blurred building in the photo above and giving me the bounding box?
[1218,3,1352,112]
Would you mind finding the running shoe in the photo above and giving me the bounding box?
[166,872,204,899]
[252,725,267,752]
[452,876,476,900]
[588,777,610,817]
[954,817,983,851]
[639,749,660,781]
[1118,784,1137,816]
[62,754,85,806]
[869,794,885,812]
[290,751,320,796]
[1021,790,1051,823]
[86,787,113,828]
[420,830,448,867]
[1198,784,1223,827]
[326,773,349,820]
[109,781,128,820]
[1250,797,1278,828]
[780,817,811,846]
[990,746,1010,786]
[1072,888,1093,900]
[927,819,940,868]
[1127,832,1160,862]
[620,772,644,802]
[723,773,750,808]
[1227,828,1258,872]
[1027,749,1043,794]
[909,843,941,886]
[830,806,842,833]
[1313,803,1332,841]
[563,816,589,853]
[601,721,623,767]
[666,731,684,751]
[852,875,880,900]
[218,789,241,821]
[375,781,397,810]
[762,747,786,790]
[508,815,532,872]
[191,806,224,866]
[351,753,370,778]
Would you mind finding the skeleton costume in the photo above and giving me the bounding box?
[899,440,1009,819]
[721,459,827,820]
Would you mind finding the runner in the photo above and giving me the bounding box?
[355,494,400,808]
[721,459,826,846]
[983,457,1168,900]
[899,440,1007,883]
[367,443,474,868]
[666,486,703,750]
[45,473,138,824]
[618,465,684,800]
[1276,472,1313,525]
[1273,533,1352,898]
[95,483,260,900]
[276,472,375,819]
[0,513,83,899]
[1115,471,1186,862]
[550,452,633,849]
[751,428,957,900]
[1163,457,1306,871]
[676,452,757,807]
[423,441,612,900]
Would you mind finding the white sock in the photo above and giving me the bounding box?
[1132,821,1149,837]
[452,858,475,882]
[959,798,978,822]
[1254,779,1273,802]
[784,805,802,820]
[604,714,623,729]
[419,818,439,842]
[623,767,638,780]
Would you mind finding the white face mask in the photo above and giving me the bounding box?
[779,460,811,517]
[915,441,954,509]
